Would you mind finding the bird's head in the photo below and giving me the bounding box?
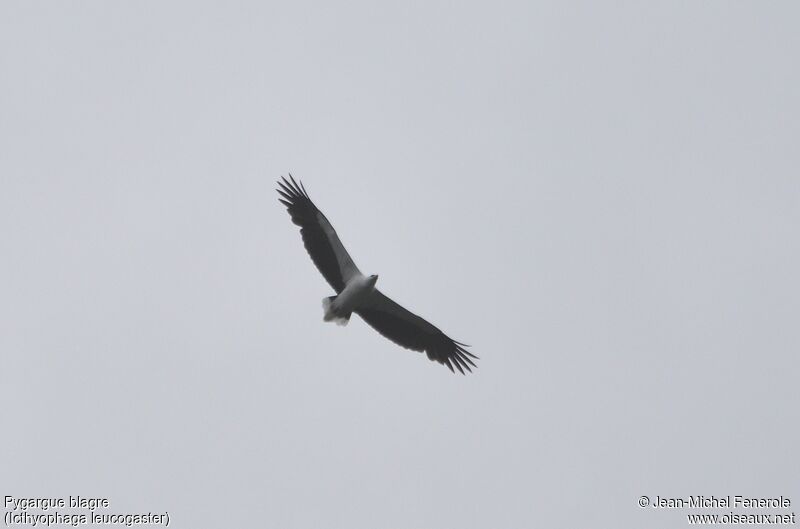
[368,274,379,286]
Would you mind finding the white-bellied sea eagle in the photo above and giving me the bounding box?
[277,175,478,374]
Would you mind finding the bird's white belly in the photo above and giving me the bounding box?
[334,276,373,312]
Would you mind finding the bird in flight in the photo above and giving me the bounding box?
[277,175,478,374]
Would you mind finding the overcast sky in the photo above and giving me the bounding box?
[2,2,799,528]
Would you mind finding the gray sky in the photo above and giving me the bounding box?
[2,2,798,528]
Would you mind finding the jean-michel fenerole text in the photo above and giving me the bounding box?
[651,496,791,509]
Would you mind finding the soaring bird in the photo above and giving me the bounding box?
[277,175,478,374]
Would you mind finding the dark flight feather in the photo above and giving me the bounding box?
[356,290,478,374]
[277,175,359,293]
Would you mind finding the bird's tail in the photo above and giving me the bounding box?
[322,296,350,326]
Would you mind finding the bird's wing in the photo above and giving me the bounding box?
[277,175,361,293]
[356,289,478,374]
